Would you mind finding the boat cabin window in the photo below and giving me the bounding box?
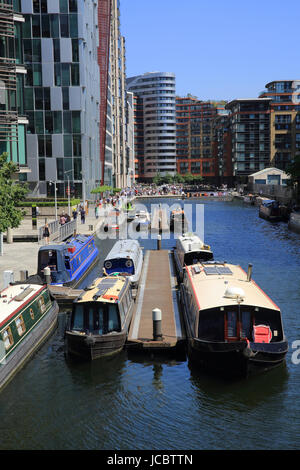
[65,256,71,270]
[71,302,121,334]
[2,327,14,350]
[198,308,255,342]
[39,250,58,272]
[15,315,26,336]
[104,258,135,275]
[184,251,213,265]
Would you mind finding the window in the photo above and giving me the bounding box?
[38,296,46,313]
[226,311,237,338]
[2,327,14,350]
[30,308,35,320]
[15,315,26,336]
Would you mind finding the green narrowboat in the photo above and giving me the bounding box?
[0,278,59,391]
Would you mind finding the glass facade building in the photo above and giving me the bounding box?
[0,0,28,172]
[21,0,101,198]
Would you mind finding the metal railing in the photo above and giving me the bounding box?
[38,220,59,244]
[58,219,77,242]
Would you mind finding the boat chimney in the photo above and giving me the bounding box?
[44,266,51,285]
[247,263,253,282]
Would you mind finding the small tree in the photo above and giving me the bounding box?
[0,153,28,234]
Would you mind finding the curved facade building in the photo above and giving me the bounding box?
[127,71,176,180]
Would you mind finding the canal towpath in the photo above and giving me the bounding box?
[0,203,115,289]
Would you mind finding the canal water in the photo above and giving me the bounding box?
[0,198,300,450]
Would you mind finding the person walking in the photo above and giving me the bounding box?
[80,207,86,224]
[43,223,50,244]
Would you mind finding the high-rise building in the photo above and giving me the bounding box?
[225,98,272,181]
[212,110,232,185]
[127,71,176,181]
[259,80,300,171]
[21,0,101,198]
[0,0,29,176]
[176,96,220,181]
[125,91,135,187]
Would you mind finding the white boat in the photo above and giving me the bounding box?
[132,209,151,231]
[174,233,213,281]
[103,239,143,287]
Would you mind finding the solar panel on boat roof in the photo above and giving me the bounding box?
[204,266,233,275]
[217,266,233,275]
[93,278,118,299]
[204,266,219,275]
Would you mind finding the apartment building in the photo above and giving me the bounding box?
[176,96,224,182]
[260,80,300,171]
[225,98,272,181]
[127,71,176,181]
[0,0,29,175]
[212,109,232,185]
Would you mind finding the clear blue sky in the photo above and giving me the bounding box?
[120,0,300,102]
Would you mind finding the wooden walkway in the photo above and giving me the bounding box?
[127,250,184,354]
[151,207,169,233]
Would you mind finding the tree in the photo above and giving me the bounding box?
[0,153,28,233]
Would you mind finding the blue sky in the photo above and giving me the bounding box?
[120,0,300,102]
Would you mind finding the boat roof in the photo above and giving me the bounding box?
[0,284,45,326]
[185,262,280,312]
[104,239,141,261]
[177,233,209,252]
[76,276,128,304]
[39,234,93,252]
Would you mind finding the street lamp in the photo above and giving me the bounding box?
[49,180,58,220]
[64,170,73,216]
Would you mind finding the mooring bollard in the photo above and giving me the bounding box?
[44,267,51,285]
[152,308,162,341]
[19,270,28,282]
[3,270,14,289]
[157,234,161,250]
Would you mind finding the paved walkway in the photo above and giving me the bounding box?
[0,204,116,289]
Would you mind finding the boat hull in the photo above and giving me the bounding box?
[259,206,283,222]
[187,337,288,378]
[0,301,59,390]
[288,211,300,234]
[66,330,127,360]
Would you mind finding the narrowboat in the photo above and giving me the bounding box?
[37,234,99,287]
[174,233,213,282]
[103,211,126,232]
[103,239,143,287]
[0,278,59,390]
[180,261,288,377]
[288,209,300,234]
[65,275,134,360]
[132,209,151,231]
[259,199,283,221]
[170,208,188,232]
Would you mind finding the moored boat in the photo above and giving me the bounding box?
[0,277,59,390]
[65,275,134,360]
[132,209,151,231]
[103,239,143,288]
[170,208,188,232]
[37,234,99,287]
[259,199,283,221]
[180,261,288,377]
[288,209,300,234]
[174,233,213,282]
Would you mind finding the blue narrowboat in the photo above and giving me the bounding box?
[37,234,99,287]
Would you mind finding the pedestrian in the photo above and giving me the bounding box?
[80,207,86,224]
[60,214,66,225]
[72,208,78,220]
[43,223,50,244]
